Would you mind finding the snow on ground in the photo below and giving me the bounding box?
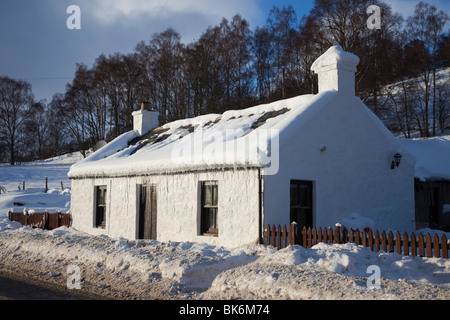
[0,152,83,216]
[0,152,449,300]
[0,222,448,300]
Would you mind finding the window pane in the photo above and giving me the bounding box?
[97,187,106,206]
[207,208,217,231]
[208,208,214,229]
[212,185,218,206]
[204,185,212,206]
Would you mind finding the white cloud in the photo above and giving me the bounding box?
[82,0,262,26]
[386,0,450,21]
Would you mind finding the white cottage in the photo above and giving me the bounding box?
[68,46,416,248]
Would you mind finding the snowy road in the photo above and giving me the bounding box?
[0,272,92,300]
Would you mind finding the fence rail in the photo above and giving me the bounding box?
[8,211,71,230]
[264,224,449,259]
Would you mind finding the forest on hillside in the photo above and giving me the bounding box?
[0,0,449,164]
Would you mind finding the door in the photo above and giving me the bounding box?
[290,180,313,230]
[429,187,440,226]
[138,184,157,240]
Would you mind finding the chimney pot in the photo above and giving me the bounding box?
[141,101,150,110]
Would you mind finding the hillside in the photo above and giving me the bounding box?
[0,152,83,216]
[376,68,450,137]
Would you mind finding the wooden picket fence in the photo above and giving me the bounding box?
[8,211,71,230]
[264,223,449,259]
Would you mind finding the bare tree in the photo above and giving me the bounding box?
[47,93,70,156]
[253,26,275,103]
[23,101,48,161]
[0,77,34,164]
[63,64,109,156]
[407,1,449,136]
[135,28,186,123]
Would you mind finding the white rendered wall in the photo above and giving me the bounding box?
[70,168,260,248]
[262,93,416,233]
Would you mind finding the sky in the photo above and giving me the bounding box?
[0,0,449,103]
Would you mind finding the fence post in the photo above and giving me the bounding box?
[388,231,394,252]
[348,229,354,243]
[426,234,432,258]
[403,232,409,256]
[313,227,318,246]
[355,229,361,245]
[288,223,296,246]
[42,212,47,230]
[433,234,440,258]
[395,232,402,254]
[368,229,374,251]
[342,227,348,245]
[282,225,287,249]
[306,227,311,248]
[362,230,367,247]
[418,233,425,257]
[271,225,276,248]
[374,230,380,252]
[442,235,448,259]
[277,225,281,250]
[328,227,333,245]
[410,232,417,257]
[302,227,307,248]
[334,225,340,244]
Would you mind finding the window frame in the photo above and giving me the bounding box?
[95,185,107,229]
[290,180,313,229]
[200,181,218,236]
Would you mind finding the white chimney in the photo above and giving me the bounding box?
[311,46,360,96]
[132,102,160,135]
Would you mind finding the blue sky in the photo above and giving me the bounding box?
[0,0,448,103]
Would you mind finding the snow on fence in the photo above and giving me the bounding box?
[264,223,449,259]
[8,211,71,230]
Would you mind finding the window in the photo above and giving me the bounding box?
[95,186,107,228]
[290,180,313,230]
[201,181,218,236]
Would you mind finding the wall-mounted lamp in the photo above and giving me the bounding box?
[391,153,402,169]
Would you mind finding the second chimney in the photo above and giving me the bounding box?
[311,46,360,96]
[132,102,160,136]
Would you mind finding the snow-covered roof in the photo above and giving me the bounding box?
[398,135,450,181]
[68,91,337,179]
